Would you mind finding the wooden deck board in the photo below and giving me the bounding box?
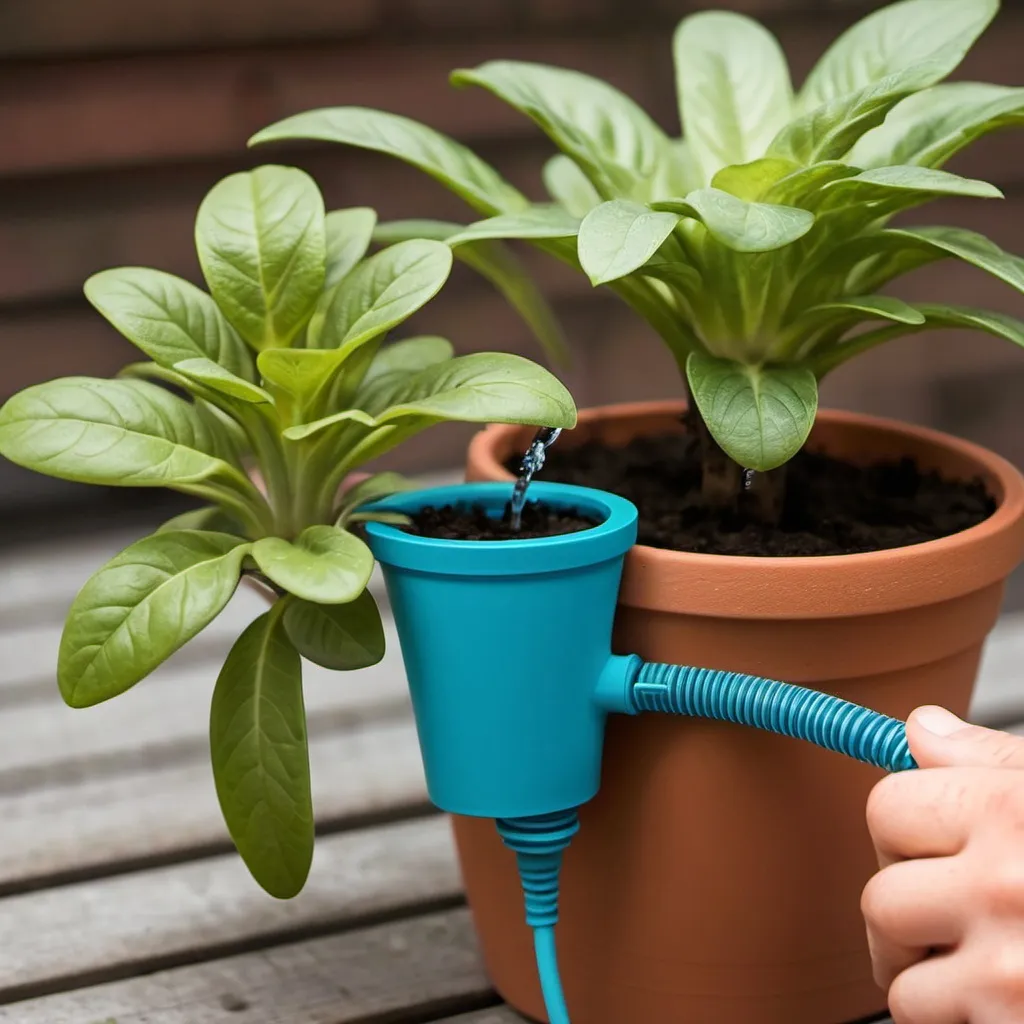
[0,816,459,1002]
[0,714,426,891]
[0,909,493,1024]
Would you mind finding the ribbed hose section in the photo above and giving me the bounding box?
[633,663,917,773]
[496,810,580,1024]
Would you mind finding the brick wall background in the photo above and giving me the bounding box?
[1,0,1022,531]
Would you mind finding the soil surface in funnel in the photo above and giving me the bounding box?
[406,501,601,541]
[514,432,995,557]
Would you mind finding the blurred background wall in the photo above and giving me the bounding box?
[1,0,1022,538]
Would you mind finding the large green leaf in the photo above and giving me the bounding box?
[310,240,452,353]
[686,353,818,470]
[761,162,859,208]
[782,295,926,357]
[157,506,243,535]
[252,526,374,604]
[0,377,252,492]
[359,336,455,390]
[798,295,926,329]
[711,158,800,203]
[256,348,348,411]
[210,602,313,899]
[814,304,1024,374]
[652,189,814,253]
[335,471,414,525]
[577,200,681,285]
[84,268,254,380]
[799,0,998,112]
[446,207,581,247]
[373,218,568,365]
[281,409,378,442]
[195,165,326,350]
[251,108,527,217]
[542,155,601,217]
[822,166,1002,206]
[769,77,926,166]
[283,590,386,671]
[368,352,577,428]
[325,207,378,289]
[673,12,793,180]
[452,60,672,198]
[843,226,1024,296]
[268,338,456,445]
[913,304,1024,347]
[174,358,273,404]
[772,0,997,165]
[58,531,248,707]
[637,257,703,302]
[849,83,1024,170]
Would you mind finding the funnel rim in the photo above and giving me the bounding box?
[363,482,638,576]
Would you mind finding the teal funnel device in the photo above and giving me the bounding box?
[364,482,917,1024]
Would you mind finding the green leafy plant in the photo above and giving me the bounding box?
[252,0,1024,516]
[0,165,575,898]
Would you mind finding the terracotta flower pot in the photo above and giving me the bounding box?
[458,401,1024,1024]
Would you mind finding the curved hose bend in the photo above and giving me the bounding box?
[631,662,917,773]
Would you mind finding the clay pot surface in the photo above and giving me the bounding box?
[457,402,1024,1024]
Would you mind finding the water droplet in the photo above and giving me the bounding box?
[510,427,562,531]
[743,469,755,491]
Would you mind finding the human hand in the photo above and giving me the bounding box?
[863,705,1024,1023]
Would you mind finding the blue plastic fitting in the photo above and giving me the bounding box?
[365,480,920,1024]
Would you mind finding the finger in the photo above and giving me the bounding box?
[887,952,967,1024]
[909,706,1024,771]
[867,769,976,863]
[862,859,966,989]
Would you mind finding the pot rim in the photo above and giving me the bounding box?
[466,401,1024,619]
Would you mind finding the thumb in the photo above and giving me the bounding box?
[907,705,1024,770]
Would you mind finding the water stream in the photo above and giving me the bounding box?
[510,427,562,531]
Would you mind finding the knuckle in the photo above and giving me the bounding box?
[860,870,896,929]
[982,855,1024,914]
[887,974,922,1024]
[866,774,904,837]
[986,945,1024,996]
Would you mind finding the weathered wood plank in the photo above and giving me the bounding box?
[0,908,491,1023]
[0,713,426,891]
[440,1012,525,1024]
[0,815,460,1002]
[0,0,377,57]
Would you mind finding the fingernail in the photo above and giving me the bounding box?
[914,706,968,737]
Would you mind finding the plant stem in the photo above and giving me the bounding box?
[685,404,742,509]
[743,466,787,527]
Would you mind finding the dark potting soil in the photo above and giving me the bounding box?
[406,501,601,541]
[510,431,996,557]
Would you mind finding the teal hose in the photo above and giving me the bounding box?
[496,810,578,1024]
[534,926,570,1024]
[631,662,918,773]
